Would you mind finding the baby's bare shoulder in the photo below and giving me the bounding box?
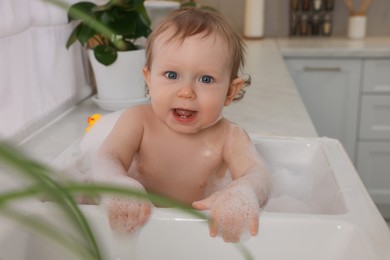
[220,119,254,153]
[221,119,250,139]
[120,104,153,121]
[124,104,152,114]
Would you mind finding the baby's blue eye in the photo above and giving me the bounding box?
[165,71,177,79]
[200,75,213,84]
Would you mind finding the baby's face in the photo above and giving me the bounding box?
[144,30,235,134]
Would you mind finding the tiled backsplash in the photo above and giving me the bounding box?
[199,0,390,37]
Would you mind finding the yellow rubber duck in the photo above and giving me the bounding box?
[86,114,102,133]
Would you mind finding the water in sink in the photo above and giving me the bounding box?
[255,138,347,215]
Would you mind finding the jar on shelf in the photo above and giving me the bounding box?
[300,14,309,35]
[322,13,333,36]
[312,0,323,12]
[311,14,321,35]
[324,0,335,11]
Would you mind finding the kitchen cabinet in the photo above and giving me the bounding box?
[359,95,390,139]
[357,142,390,216]
[285,57,390,218]
[284,58,362,160]
[357,59,390,218]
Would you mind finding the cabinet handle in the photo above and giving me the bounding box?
[304,66,341,72]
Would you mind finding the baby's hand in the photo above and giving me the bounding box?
[192,185,259,242]
[101,181,152,234]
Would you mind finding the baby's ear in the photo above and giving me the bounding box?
[224,78,245,106]
[143,67,151,88]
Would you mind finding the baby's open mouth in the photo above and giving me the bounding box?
[173,108,196,119]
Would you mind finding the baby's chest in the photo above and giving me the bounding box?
[138,141,224,177]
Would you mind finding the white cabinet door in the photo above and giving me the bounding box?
[285,58,362,161]
[362,59,390,93]
[357,142,390,207]
[359,95,390,140]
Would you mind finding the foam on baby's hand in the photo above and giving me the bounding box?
[213,185,259,242]
[102,195,152,235]
[194,181,260,242]
[88,143,153,234]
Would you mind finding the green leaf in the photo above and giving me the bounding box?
[133,13,151,38]
[181,2,197,8]
[136,3,151,27]
[77,23,98,46]
[66,24,81,49]
[111,0,145,9]
[100,9,137,36]
[94,45,118,65]
[132,0,147,9]
[67,2,97,22]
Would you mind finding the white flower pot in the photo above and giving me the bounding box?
[144,1,181,29]
[89,49,147,110]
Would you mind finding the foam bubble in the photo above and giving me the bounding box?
[265,162,318,214]
[209,183,259,242]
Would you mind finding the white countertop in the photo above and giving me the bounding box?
[18,38,324,162]
[224,39,317,137]
[277,37,390,58]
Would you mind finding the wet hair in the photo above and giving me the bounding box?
[144,7,250,101]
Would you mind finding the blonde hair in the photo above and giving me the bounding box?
[144,8,250,101]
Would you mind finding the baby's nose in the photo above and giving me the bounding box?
[177,84,196,99]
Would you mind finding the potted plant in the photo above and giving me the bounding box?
[176,0,217,11]
[66,0,152,111]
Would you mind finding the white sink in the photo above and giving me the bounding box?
[0,206,369,260]
[258,137,347,215]
[1,136,389,259]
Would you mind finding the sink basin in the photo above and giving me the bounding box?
[0,206,370,260]
[257,137,347,215]
[0,136,389,259]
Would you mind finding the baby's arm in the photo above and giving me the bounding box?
[91,107,152,234]
[193,125,270,242]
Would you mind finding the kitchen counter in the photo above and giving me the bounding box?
[19,39,320,162]
[224,39,317,137]
[277,37,390,58]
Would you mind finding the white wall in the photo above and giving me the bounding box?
[0,0,92,143]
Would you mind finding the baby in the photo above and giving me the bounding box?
[91,8,271,242]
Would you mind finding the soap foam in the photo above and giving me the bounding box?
[265,162,319,214]
[205,180,260,242]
